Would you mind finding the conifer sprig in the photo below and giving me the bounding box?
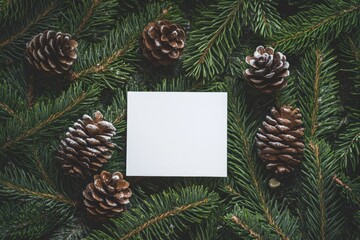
[0,83,99,158]
[85,186,219,240]
[296,45,340,140]
[226,79,300,240]
[0,0,64,65]
[272,1,360,54]
[183,0,243,79]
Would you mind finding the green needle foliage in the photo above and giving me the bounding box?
[62,0,119,42]
[272,1,360,54]
[183,0,243,79]
[0,0,359,239]
[0,83,99,159]
[0,0,65,65]
[86,186,219,240]
[301,141,344,240]
[296,45,341,140]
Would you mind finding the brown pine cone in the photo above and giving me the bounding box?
[55,111,116,178]
[83,171,132,219]
[256,106,305,174]
[25,30,78,75]
[244,46,289,94]
[142,19,186,65]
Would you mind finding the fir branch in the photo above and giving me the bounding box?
[226,79,299,240]
[121,198,208,239]
[0,1,56,48]
[86,186,219,240]
[297,45,340,140]
[272,1,360,54]
[62,0,118,41]
[0,0,63,64]
[336,120,360,170]
[0,81,25,120]
[70,2,183,89]
[0,83,99,156]
[0,202,65,240]
[333,175,360,206]
[2,181,75,205]
[49,217,89,240]
[336,33,360,170]
[183,0,244,79]
[301,141,344,240]
[248,0,281,37]
[230,215,262,240]
[0,167,76,206]
[32,148,56,189]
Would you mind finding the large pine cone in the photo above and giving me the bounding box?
[142,19,186,65]
[83,171,132,219]
[25,30,78,75]
[244,46,289,94]
[55,111,116,178]
[256,106,304,174]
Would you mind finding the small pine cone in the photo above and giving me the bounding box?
[55,111,116,178]
[83,171,132,219]
[142,19,186,65]
[256,106,305,174]
[244,46,289,94]
[25,30,78,75]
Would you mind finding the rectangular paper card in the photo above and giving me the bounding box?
[126,92,227,177]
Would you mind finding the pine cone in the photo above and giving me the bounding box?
[25,30,78,75]
[142,19,186,65]
[55,111,116,178]
[83,171,132,219]
[244,46,289,94]
[256,106,304,174]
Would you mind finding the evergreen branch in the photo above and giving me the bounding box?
[49,217,89,240]
[2,92,86,150]
[310,49,321,137]
[272,1,360,53]
[74,0,103,37]
[0,1,57,48]
[32,148,56,189]
[333,175,352,192]
[226,80,298,240]
[0,0,64,64]
[0,101,14,116]
[1,181,75,206]
[0,167,76,206]
[63,0,118,41]
[72,39,136,80]
[121,198,209,240]
[0,68,26,118]
[198,1,240,64]
[301,141,344,239]
[336,33,360,170]
[249,0,281,37]
[183,0,244,79]
[333,175,360,206]
[0,83,99,156]
[86,186,219,240]
[336,121,360,170]
[71,2,183,88]
[230,215,262,240]
[297,45,340,140]
[0,202,66,240]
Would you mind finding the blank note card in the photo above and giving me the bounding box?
[126,92,227,177]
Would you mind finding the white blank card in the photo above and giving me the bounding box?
[126,92,227,177]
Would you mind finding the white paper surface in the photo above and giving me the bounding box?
[126,92,227,177]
